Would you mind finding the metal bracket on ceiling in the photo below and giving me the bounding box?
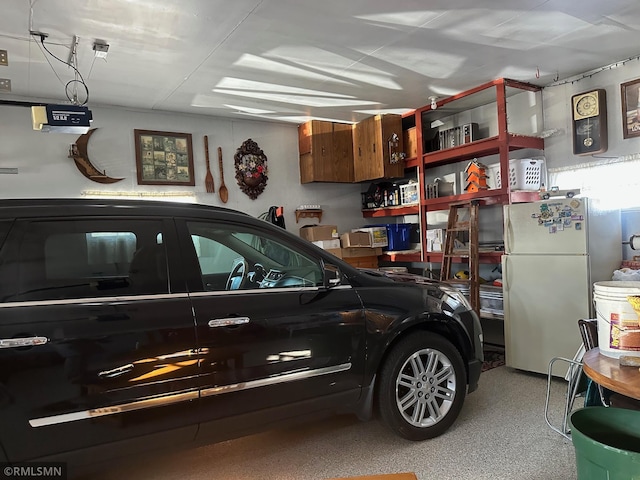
[67,35,79,68]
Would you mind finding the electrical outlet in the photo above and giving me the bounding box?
[0,50,7,66]
[0,79,11,92]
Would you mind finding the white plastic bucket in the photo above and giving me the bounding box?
[593,281,640,358]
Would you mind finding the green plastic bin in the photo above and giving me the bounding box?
[570,407,640,479]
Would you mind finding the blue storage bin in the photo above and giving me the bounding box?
[384,223,412,251]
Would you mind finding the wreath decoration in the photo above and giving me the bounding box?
[234,138,268,199]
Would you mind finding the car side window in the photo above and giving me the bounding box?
[0,219,168,302]
[186,221,323,291]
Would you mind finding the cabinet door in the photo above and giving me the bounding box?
[298,121,313,155]
[379,114,405,179]
[353,116,377,182]
[354,115,404,182]
[329,122,354,182]
[299,120,333,183]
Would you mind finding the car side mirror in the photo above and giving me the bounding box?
[323,263,342,288]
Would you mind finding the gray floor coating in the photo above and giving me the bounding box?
[89,366,579,480]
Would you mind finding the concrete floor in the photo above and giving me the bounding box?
[86,366,578,480]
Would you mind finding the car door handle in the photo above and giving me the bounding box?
[0,336,49,349]
[208,317,250,328]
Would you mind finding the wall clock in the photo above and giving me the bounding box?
[571,89,608,156]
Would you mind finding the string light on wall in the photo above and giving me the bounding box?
[81,190,196,198]
[548,54,640,87]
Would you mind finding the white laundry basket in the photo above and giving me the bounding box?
[488,158,545,190]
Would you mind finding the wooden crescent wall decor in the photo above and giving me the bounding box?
[68,128,124,184]
[233,138,268,200]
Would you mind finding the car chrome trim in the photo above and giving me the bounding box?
[29,364,351,427]
[188,287,318,297]
[0,286,355,308]
[200,363,351,397]
[208,317,250,328]
[29,390,199,428]
[188,285,353,298]
[0,336,49,349]
[0,293,191,309]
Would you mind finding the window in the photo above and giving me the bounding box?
[186,222,323,291]
[0,219,168,302]
[45,231,136,279]
[550,158,640,210]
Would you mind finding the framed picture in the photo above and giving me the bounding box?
[134,129,195,185]
[621,79,640,139]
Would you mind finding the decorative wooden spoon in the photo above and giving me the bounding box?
[204,135,214,193]
[218,146,228,203]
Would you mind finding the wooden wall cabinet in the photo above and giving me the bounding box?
[353,114,405,182]
[299,120,354,183]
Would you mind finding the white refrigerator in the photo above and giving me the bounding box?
[502,197,621,375]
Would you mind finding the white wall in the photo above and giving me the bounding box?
[0,104,365,234]
[543,61,640,170]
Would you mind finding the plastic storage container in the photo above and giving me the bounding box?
[399,183,419,205]
[570,407,640,480]
[593,281,640,358]
[382,224,412,251]
[488,158,544,190]
[449,283,504,318]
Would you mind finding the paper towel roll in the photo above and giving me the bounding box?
[630,234,640,250]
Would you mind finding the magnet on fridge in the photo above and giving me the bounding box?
[557,223,564,231]
[550,225,557,233]
[563,218,572,227]
[575,222,582,230]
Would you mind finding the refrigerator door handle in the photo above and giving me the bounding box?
[503,258,509,291]
[504,206,512,254]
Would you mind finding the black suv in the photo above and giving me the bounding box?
[0,199,482,470]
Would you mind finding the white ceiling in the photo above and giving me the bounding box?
[2,0,640,125]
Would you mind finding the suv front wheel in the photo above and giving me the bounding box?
[378,332,467,440]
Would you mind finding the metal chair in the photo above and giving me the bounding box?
[544,319,608,439]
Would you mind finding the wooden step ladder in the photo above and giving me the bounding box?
[440,201,480,316]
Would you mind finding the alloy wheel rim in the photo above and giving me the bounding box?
[395,348,456,427]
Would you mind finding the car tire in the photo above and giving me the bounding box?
[377,332,466,440]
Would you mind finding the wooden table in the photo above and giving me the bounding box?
[582,347,640,400]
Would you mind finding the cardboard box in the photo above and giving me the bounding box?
[340,232,372,248]
[324,247,343,259]
[341,247,382,258]
[352,226,388,248]
[342,255,379,269]
[426,228,445,242]
[313,239,341,250]
[426,239,442,252]
[300,224,339,242]
[326,473,418,480]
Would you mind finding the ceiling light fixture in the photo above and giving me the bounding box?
[429,96,438,110]
[93,41,109,59]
